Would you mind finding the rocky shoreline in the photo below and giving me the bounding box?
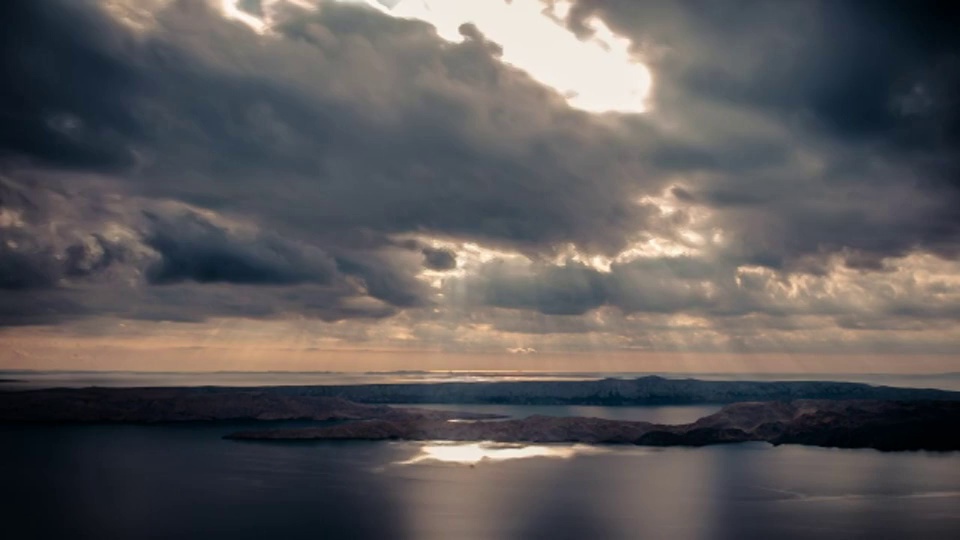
[225,399,960,452]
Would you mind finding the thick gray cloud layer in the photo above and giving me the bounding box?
[421,247,457,271]
[142,210,338,286]
[2,0,651,252]
[564,0,960,266]
[2,0,960,354]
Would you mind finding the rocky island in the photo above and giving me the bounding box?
[225,399,960,452]
[2,378,958,451]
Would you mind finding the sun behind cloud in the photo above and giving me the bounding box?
[220,0,653,113]
[388,0,653,113]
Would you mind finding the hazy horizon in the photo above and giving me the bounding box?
[3,347,959,374]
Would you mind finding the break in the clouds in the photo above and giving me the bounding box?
[1,0,960,362]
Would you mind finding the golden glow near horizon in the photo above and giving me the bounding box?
[219,0,652,113]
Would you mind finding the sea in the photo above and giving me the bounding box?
[2,371,959,539]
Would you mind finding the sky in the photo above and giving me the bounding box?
[1,0,959,373]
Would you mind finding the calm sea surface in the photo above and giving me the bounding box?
[2,420,958,540]
[396,403,721,424]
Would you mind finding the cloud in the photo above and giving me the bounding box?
[1,0,655,255]
[562,0,960,267]
[333,250,433,307]
[449,251,960,330]
[0,174,147,291]
[0,173,413,325]
[142,209,338,285]
[458,260,606,316]
[421,247,457,271]
[2,0,960,356]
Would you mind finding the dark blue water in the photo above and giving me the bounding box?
[2,423,958,540]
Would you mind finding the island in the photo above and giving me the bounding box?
[2,377,958,451]
[225,399,960,452]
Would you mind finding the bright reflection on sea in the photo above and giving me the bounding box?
[397,441,606,466]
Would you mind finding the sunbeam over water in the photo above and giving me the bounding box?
[396,441,608,466]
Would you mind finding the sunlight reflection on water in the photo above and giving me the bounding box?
[396,441,609,466]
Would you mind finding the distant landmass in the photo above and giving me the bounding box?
[0,387,501,424]
[2,377,959,451]
[269,375,960,405]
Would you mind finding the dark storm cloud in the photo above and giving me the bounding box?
[565,0,960,267]
[569,0,959,143]
[0,0,144,171]
[107,281,399,323]
[0,247,59,290]
[0,0,663,330]
[334,251,432,308]
[465,262,607,316]
[0,175,416,325]
[0,290,88,326]
[421,247,457,271]
[2,0,960,347]
[142,210,338,285]
[0,233,125,290]
[454,259,720,317]
[0,175,139,291]
[0,280,398,327]
[0,0,653,256]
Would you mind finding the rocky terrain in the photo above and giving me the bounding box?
[0,387,501,423]
[227,399,960,451]
[2,377,956,414]
[265,375,960,405]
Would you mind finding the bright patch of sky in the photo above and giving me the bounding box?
[219,0,652,113]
